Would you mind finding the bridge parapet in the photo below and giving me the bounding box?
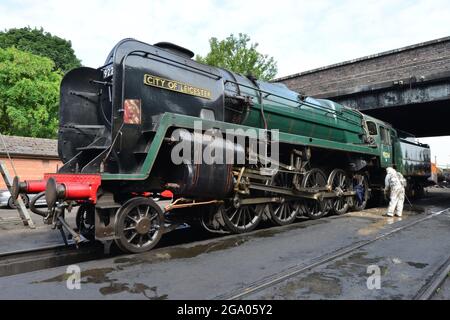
[276,36,450,99]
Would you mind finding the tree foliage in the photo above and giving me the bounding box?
[0,27,81,73]
[196,33,278,81]
[0,47,62,138]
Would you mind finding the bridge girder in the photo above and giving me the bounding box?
[327,74,450,137]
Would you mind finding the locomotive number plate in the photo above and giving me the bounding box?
[143,74,212,99]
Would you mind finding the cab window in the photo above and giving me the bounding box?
[386,128,391,144]
[380,126,391,145]
[366,121,377,135]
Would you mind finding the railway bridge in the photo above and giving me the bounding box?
[275,36,450,137]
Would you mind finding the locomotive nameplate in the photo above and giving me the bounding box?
[143,74,212,99]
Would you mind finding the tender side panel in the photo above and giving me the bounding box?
[397,139,431,177]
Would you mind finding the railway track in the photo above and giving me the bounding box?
[0,222,218,278]
[0,243,104,277]
[1,203,448,300]
[414,255,450,300]
[215,207,450,300]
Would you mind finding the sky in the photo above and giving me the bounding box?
[0,0,449,164]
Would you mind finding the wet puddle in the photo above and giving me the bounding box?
[32,217,329,298]
[30,235,253,299]
[405,261,428,269]
[99,282,168,299]
[33,267,168,299]
[265,272,342,299]
[29,203,432,298]
[274,250,431,299]
[35,267,114,283]
[113,218,329,267]
[355,206,425,236]
[327,251,387,277]
[357,217,401,236]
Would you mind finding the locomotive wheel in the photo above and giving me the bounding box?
[328,169,353,215]
[221,200,264,234]
[114,197,164,253]
[75,204,96,241]
[267,171,299,225]
[302,168,330,219]
[352,174,369,211]
[296,200,309,218]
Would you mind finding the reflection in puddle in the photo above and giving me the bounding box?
[357,218,393,236]
[34,267,167,299]
[356,212,411,236]
[406,261,428,269]
[264,272,342,299]
[32,218,330,298]
[34,267,114,284]
[99,282,168,299]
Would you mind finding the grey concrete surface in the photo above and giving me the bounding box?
[0,189,449,300]
[248,212,450,299]
[0,207,77,252]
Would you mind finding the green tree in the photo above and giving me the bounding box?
[0,27,81,73]
[0,47,62,138]
[196,33,278,81]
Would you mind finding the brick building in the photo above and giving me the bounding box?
[0,135,61,189]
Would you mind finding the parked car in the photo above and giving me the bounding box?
[0,189,47,209]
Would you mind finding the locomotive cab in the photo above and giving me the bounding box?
[58,67,113,173]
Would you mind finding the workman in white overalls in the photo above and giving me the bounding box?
[384,167,406,217]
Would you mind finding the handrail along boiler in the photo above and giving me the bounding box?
[12,39,432,253]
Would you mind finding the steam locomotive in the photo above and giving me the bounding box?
[12,38,431,253]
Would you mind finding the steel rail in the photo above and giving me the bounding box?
[214,207,450,300]
[414,255,450,300]
[0,242,103,277]
[0,243,70,258]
